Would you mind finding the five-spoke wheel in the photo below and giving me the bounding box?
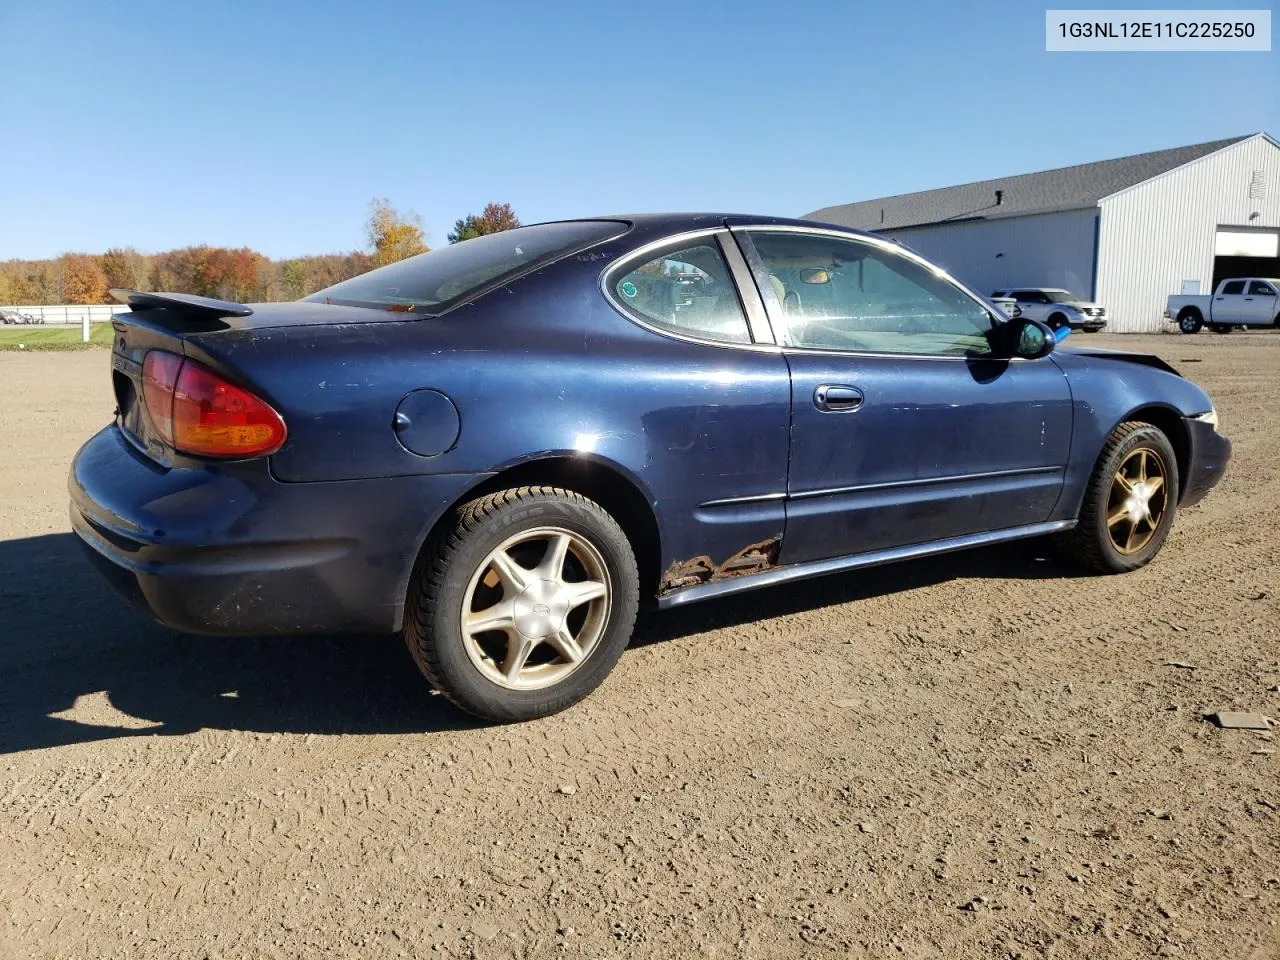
[1105,447,1169,556]
[1060,421,1180,573]
[404,487,639,722]
[461,527,611,690]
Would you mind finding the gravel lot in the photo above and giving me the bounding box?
[1,335,1278,960]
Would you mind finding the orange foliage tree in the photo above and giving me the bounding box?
[60,254,109,304]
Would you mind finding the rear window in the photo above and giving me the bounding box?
[306,220,627,314]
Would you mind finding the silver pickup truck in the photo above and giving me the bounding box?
[1166,278,1280,333]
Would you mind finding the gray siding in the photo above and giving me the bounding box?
[881,208,1098,299]
[1096,135,1280,332]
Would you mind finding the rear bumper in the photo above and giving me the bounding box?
[69,425,487,636]
[1181,418,1230,507]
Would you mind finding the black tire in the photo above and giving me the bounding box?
[1047,313,1068,331]
[1176,309,1203,334]
[1059,422,1179,574]
[404,486,639,722]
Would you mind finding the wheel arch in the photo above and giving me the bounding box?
[1176,305,1203,322]
[412,453,663,604]
[1114,404,1190,502]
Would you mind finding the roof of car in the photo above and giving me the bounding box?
[578,212,876,236]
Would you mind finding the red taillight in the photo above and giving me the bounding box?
[141,351,183,443]
[140,350,286,458]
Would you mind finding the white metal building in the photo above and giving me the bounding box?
[807,133,1280,332]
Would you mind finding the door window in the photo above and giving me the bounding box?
[1248,280,1276,296]
[747,231,996,356]
[1221,280,1246,295]
[611,240,751,344]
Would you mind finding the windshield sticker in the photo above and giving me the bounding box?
[620,281,638,298]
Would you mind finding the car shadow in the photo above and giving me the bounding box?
[0,532,1083,755]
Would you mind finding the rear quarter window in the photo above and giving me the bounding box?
[608,238,752,344]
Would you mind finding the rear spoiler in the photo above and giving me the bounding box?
[110,289,253,319]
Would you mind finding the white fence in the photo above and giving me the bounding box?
[1,304,122,325]
[1,304,121,342]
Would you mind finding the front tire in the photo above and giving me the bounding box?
[1060,422,1179,574]
[404,486,639,722]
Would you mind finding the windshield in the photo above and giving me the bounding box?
[306,220,627,313]
[1044,289,1081,303]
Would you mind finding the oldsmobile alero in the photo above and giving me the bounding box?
[69,214,1231,721]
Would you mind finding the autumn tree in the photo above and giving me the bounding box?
[1,245,374,307]
[447,202,521,244]
[151,247,204,295]
[60,254,109,304]
[198,247,266,302]
[366,198,428,268]
[99,247,151,292]
[0,264,40,305]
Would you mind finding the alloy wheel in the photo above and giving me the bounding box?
[460,526,611,690]
[1106,447,1169,555]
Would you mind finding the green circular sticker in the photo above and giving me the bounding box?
[620,280,637,298]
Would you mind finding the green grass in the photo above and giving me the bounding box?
[0,324,115,350]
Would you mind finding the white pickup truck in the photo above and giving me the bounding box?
[1166,278,1280,334]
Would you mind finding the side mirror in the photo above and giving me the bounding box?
[990,316,1055,360]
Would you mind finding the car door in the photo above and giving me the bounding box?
[1013,290,1049,323]
[1213,279,1248,322]
[733,227,1073,566]
[1246,280,1278,325]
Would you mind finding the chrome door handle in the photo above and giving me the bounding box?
[814,384,863,412]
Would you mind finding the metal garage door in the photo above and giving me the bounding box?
[1213,228,1280,290]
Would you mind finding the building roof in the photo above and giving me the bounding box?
[806,136,1252,231]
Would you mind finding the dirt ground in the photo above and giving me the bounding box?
[1,334,1277,960]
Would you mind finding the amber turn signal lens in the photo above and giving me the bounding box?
[141,350,286,458]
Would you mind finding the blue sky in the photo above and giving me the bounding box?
[0,0,1276,260]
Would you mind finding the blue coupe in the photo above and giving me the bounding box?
[70,214,1230,721]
